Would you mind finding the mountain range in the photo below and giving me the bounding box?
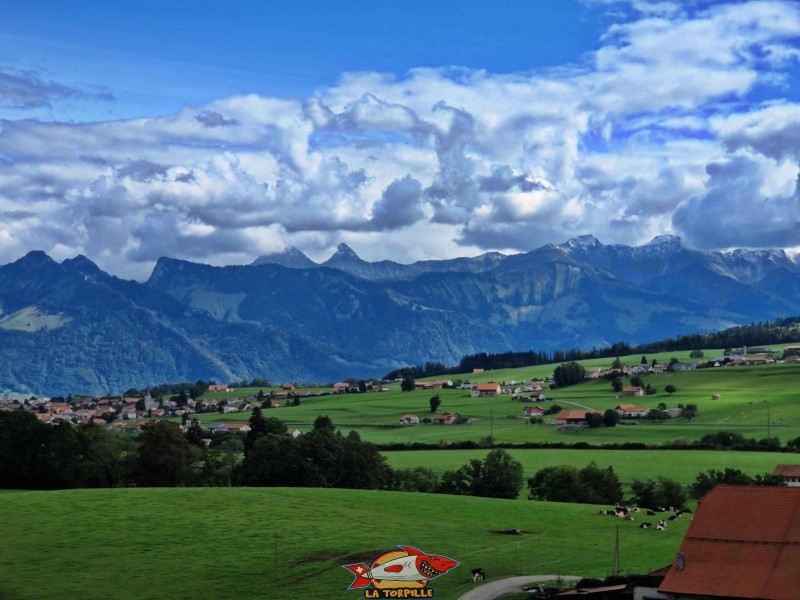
[1,235,799,396]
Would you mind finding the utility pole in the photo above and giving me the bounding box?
[765,400,771,443]
[275,530,279,579]
[613,525,620,576]
[490,407,494,443]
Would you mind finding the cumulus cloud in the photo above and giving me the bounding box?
[1,0,799,277]
[711,101,800,160]
[368,176,424,230]
[672,155,800,249]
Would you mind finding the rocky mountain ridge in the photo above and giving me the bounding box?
[2,236,799,395]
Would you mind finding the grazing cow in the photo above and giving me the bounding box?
[658,520,667,528]
[646,510,657,516]
[639,522,652,529]
[471,568,485,583]
[668,515,678,521]
[656,523,665,531]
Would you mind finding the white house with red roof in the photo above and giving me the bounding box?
[616,404,650,418]
[772,464,800,487]
[522,406,544,418]
[622,386,644,397]
[433,413,459,424]
[471,382,501,397]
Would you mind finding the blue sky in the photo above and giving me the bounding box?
[1,0,799,278]
[1,0,609,119]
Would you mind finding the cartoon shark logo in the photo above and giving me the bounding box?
[343,545,458,595]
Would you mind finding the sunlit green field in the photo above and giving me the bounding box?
[0,487,690,600]
[189,352,800,447]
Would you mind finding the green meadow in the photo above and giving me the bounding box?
[0,487,690,600]
[193,353,800,447]
[4,346,797,599]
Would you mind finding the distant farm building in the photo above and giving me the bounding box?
[554,410,601,426]
[772,464,800,487]
[433,413,459,425]
[616,404,650,418]
[471,383,501,397]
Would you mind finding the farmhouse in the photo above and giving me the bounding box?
[658,485,800,599]
[587,367,604,379]
[554,409,600,425]
[772,464,800,487]
[286,429,302,438]
[616,404,650,418]
[471,382,501,397]
[400,414,419,425]
[208,384,230,392]
[621,386,644,397]
[210,422,251,433]
[522,406,544,417]
[332,382,349,392]
[433,412,459,425]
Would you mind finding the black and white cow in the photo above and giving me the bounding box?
[472,568,486,582]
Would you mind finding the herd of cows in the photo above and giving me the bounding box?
[597,505,691,531]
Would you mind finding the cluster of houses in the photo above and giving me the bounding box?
[0,379,403,429]
[399,378,551,426]
[0,392,170,428]
[0,385,285,430]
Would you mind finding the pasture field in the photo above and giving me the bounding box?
[383,448,793,494]
[189,358,800,447]
[0,487,690,600]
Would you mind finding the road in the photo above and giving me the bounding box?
[457,575,583,600]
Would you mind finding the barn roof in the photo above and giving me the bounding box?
[475,382,501,391]
[773,464,800,478]
[555,410,600,420]
[659,485,800,599]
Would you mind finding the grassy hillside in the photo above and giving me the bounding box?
[190,349,800,447]
[0,487,689,600]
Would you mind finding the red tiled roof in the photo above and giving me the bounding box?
[476,383,500,391]
[555,410,600,420]
[659,485,800,599]
[617,404,647,412]
[773,464,800,477]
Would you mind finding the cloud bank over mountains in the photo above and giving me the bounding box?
[0,0,799,279]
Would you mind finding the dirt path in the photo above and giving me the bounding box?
[457,575,583,599]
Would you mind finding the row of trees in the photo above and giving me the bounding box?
[522,463,787,510]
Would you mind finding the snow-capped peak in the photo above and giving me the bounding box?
[563,234,602,250]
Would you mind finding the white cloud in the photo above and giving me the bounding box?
[1,1,799,277]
